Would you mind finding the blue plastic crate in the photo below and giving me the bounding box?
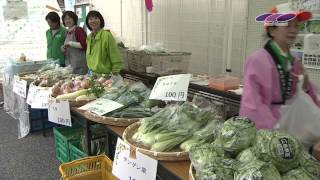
[29,109,58,132]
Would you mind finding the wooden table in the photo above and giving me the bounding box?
[106,125,191,180]
[71,108,190,180]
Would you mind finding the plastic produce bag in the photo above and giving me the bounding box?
[192,95,225,121]
[299,150,320,179]
[235,160,281,180]
[2,60,50,138]
[109,74,124,87]
[236,148,258,163]
[282,168,317,180]
[278,76,320,149]
[139,43,167,53]
[189,144,225,170]
[253,130,302,173]
[214,117,256,157]
[80,124,107,155]
[196,157,239,180]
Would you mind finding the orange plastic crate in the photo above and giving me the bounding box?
[208,75,240,91]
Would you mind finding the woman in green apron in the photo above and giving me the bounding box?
[45,11,66,66]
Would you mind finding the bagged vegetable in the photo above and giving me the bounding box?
[101,85,128,100]
[189,144,225,170]
[282,168,317,180]
[196,158,239,180]
[299,150,320,179]
[80,124,107,155]
[180,120,222,152]
[133,101,217,152]
[236,148,258,163]
[115,82,150,107]
[253,130,302,173]
[214,117,256,157]
[108,106,155,118]
[235,160,281,180]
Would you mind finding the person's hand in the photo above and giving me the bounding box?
[64,41,71,48]
[291,65,310,91]
[61,45,66,52]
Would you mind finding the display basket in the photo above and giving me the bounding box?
[189,164,196,180]
[18,71,37,81]
[59,154,117,180]
[49,96,91,107]
[69,100,91,107]
[122,122,189,161]
[84,111,140,126]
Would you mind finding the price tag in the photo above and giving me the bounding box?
[26,84,36,105]
[112,138,157,180]
[149,74,191,101]
[31,88,52,109]
[48,99,72,126]
[13,75,27,98]
[78,98,123,116]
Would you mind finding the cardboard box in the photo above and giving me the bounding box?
[151,52,191,75]
[127,50,191,75]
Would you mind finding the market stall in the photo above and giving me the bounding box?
[2,59,320,180]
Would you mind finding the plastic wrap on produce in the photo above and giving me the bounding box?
[2,60,49,75]
[2,60,50,138]
[3,74,30,138]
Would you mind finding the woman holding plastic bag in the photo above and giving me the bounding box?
[240,3,320,147]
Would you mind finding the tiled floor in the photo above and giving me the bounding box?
[0,105,60,180]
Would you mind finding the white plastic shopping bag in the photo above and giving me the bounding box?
[279,75,320,148]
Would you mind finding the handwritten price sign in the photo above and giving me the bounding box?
[112,138,157,180]
[48,99,72,126]
[30,88,51,109]
[149,74,191,101]
[13,75,27,98]
[78,98,124,116]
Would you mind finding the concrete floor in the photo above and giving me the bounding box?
[0,104,60,180]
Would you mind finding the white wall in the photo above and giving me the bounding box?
[92,0,320,88]
[94,0,248,76]
[0,0,58,62]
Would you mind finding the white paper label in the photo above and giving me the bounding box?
[78,98,123,116]
[112,138,158,180]
[149,74,191,101]
[26,84,35,105]
[13,75,27,98]
[31,88,51,109]
[48,99,72,126]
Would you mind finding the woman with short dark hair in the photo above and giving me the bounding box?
[61,11,88,74]
[85,10,123,74]
[45,11,66,66]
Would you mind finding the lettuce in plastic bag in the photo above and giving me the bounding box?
[299,150,320,179]
[253,130,302,173]
[235,160,281,180]
[236,148,258,163]
[189,144,225,170]
[214,117,256,157]
[282,168,317,180]
[196,157,239,180]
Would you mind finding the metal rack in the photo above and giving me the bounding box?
[121,70,241,119]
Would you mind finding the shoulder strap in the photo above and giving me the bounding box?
[264,41,291,105]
